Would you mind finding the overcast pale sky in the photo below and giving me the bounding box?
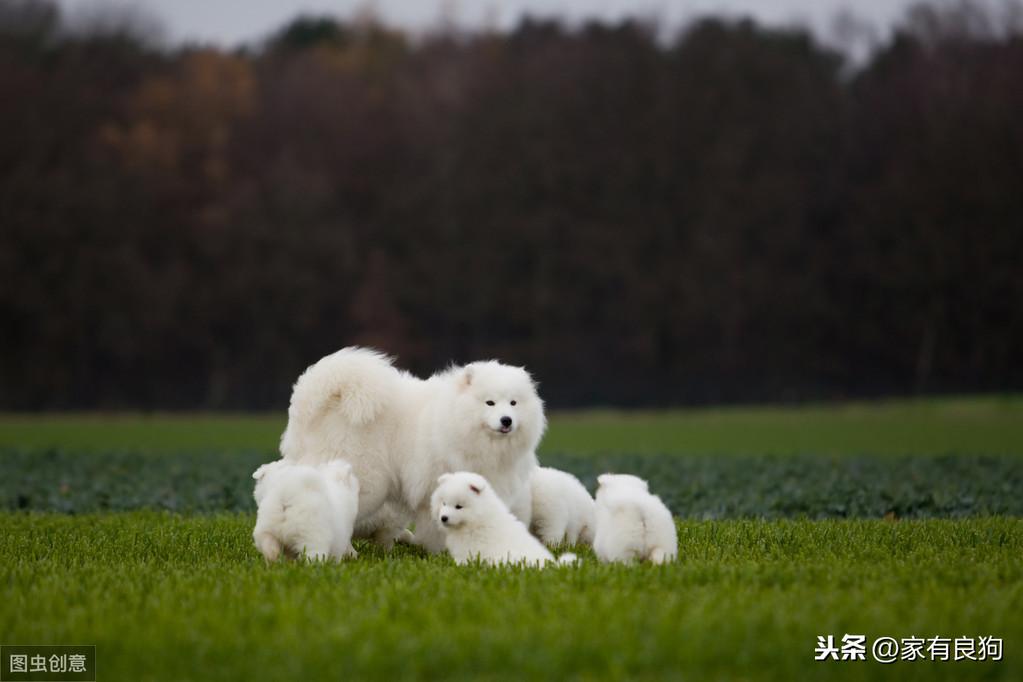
[53,0,925,46]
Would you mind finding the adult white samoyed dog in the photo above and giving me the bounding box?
[279,347,545,553]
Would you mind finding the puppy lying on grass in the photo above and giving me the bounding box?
[431,471,576,567]
[252,459,360,562]
[530,466,596,546]
[593,473,678,564]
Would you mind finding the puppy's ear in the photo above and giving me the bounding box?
[438,473,452,484]
[468,481,485,495]
[253,462,275,481]
[460,366,474,389]
[596,474,612,487]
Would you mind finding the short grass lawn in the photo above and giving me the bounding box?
[2,513,1020,681]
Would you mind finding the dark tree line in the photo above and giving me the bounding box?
[1,1,1021,409]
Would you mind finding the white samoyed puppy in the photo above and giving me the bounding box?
[431,472,576,567]
[530,466,596,546]
[279,347,545,553]
[251,459,360,562]
[593,473,678,564]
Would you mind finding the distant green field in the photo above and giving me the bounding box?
[2,513,1019,681]
[2,395,1021,455]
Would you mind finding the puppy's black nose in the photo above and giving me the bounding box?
[500,416,512,427]
[441,515,449,523]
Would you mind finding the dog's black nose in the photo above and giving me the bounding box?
[441,515,449,523]
[500,416,512,427]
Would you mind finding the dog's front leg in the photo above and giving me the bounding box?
[506,478,533,527]
[410,506,448,554]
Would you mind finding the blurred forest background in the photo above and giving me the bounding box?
[1,0,1021,409]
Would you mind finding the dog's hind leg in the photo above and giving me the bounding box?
[563,521,582,546]
[297,524,334,562]
[373,526,415,550]
[330,543,358,560]
[301,534,332,561]
[354,501,414,550]
[254,530,283,562]
[538,517,569,547]
[649,546,672,564]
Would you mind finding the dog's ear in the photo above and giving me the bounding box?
[460,365,475,389]
[468,481,485,495]
[252,462,277,481]
[596,474,612,488]
[515,364,539,390]
[438,473,452,485]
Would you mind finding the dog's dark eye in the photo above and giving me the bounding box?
[485,400,494,406]
[455,504,463,510]
[510,400,517,406]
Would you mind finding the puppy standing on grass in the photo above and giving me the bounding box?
[431,472,576,567]
[252,459,360,562]
[593,473,678,564]
[530,466,596,546]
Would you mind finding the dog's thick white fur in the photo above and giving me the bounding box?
[530,466,596,546]
[252,459,360,562]
[593,473,678,564]
[431,472,576,567]
[279,347,545,552]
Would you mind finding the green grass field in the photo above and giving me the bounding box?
[3,513,1020,681]
[2,397,1022,680]
[3,395,1021,455]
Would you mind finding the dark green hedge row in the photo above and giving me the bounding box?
[3,449,1020,518]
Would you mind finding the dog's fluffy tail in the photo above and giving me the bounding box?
[555,552,578,565]
[281,347,397,453]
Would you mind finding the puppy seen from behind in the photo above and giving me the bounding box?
[252,459,360,562]
[593,473,678,564]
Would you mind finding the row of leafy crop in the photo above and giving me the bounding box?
[3,449,1021,518]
